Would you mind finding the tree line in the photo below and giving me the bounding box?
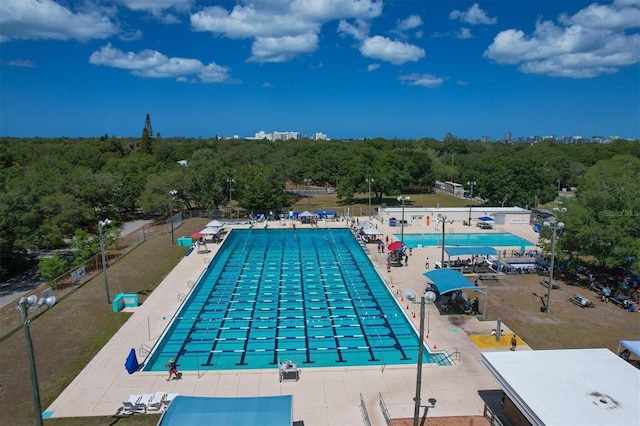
[0,126,638,279]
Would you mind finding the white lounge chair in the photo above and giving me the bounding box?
[146,391,166,412]
[160,393,179,412]
[118,394,141,415]
[134,393,154,414]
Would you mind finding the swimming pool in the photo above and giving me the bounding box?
[399,233,535,248]
[143,228,448,371]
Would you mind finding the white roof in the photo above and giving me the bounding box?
[482,349,640,426]
[206,220,225,228]
[362,228,382,235]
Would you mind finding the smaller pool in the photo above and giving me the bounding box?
[399,233,535,248]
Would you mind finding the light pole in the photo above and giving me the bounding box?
[226,178,235,219]
[543,208,565,313]
[304,178,312,210]
[437,215,454,267]
[17,295,56,426]
[412,295,426,425]
[466,180,476,226]
[397,196,410,243]
[99,219,112,304]
[366,178,374,217]
[169,190,177,244]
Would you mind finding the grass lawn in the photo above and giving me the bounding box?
[0,192,636,425]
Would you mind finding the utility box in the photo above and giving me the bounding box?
[177,237,193,247]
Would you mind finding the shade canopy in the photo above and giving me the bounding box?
[478,216,494,221]
[298,211,313,218]
[619,340,640,358]
[423,269,478,295]
[158,395,293,426]
[362,228,382,235]
[206,220,225,228]
[199,226,221,235]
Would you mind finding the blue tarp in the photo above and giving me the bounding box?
[444,246,498,257]
[423,269,478,295]
[158,395,293,426]
[124,348,139,374]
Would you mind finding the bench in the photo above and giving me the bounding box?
[610,297,631,309]
[569,293,595,308]
[479,274,499,282]
[540,278,560,289]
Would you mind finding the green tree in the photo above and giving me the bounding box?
[38,254,69,282]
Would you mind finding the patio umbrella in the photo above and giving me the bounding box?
[190,232,204,239]
[478,216,494,221]
[388,241,404,251]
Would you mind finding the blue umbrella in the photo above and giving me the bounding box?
[478,216,494,221]
[125,348,139,374]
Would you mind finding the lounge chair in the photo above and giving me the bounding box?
[118,394,141,415]
[146,391,166,412]
[134,393,154,414]
[161,393,179,412]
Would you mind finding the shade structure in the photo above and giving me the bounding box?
[158,395,293,426]
[478,216,494,221]
[357,220,375,229]
[362,228,382,236]
[206,220,225,228]
[388,241,404,251]
[199,226,221,235]
[190,232,204,239]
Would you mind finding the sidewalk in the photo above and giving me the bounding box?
[45,218,531,425]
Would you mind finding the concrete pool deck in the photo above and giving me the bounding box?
[46,218,536,425]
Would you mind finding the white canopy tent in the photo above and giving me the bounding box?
[199,226,221,235]
[206,220,225,228]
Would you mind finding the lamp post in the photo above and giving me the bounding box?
[467,180,476,226]
[397,196,410,243]
[99,219,112,304]
[168,190,177,244]
[366,178,374,217]
[412,295,426,426]
[543,208,565,313]
[17,294,55,426]
[437,215,454,267]
[226,178,235,219]
[304,178,312,210]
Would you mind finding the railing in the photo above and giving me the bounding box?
[483,403,505,425]
[378,392,392,426]
[359,393,371,426]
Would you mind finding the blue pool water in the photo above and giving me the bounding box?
[144,228,447,371]
[399,233,535,248]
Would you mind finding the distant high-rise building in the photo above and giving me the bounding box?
[481,135,490,143]
[311,132,328,140]
[505,131,512,143]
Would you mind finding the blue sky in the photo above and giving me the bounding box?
[1,0,639,140]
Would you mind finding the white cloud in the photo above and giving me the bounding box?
[397,14,422,31]
[0,0,118,42]
[449,3,496,25]
[250,33,319,62]
[89,43,232,83]
[457,28,473,39]
[484,1,640,78]
[338,19,370,41]
[191,0,382,62]
[116,0,192,22]
[399,73,444,88]
[359,36,425,65]
[367,63,380,71]
[3,59,36,67]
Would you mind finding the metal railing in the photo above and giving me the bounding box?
[379,392,392,426]
[359,393,371,426]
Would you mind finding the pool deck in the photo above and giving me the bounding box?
[46,218,536,425]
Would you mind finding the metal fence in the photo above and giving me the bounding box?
[0,220,163,341]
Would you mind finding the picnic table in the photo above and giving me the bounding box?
[569,293,595,308]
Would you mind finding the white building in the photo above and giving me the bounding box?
[378,206,531,227]
[311,132,328,140]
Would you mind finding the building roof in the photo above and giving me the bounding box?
[482,349,640,426]
[444,246,498,257]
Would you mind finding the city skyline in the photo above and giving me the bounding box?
[1,0,639,139]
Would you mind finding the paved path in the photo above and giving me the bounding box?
[45,218,536,425]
